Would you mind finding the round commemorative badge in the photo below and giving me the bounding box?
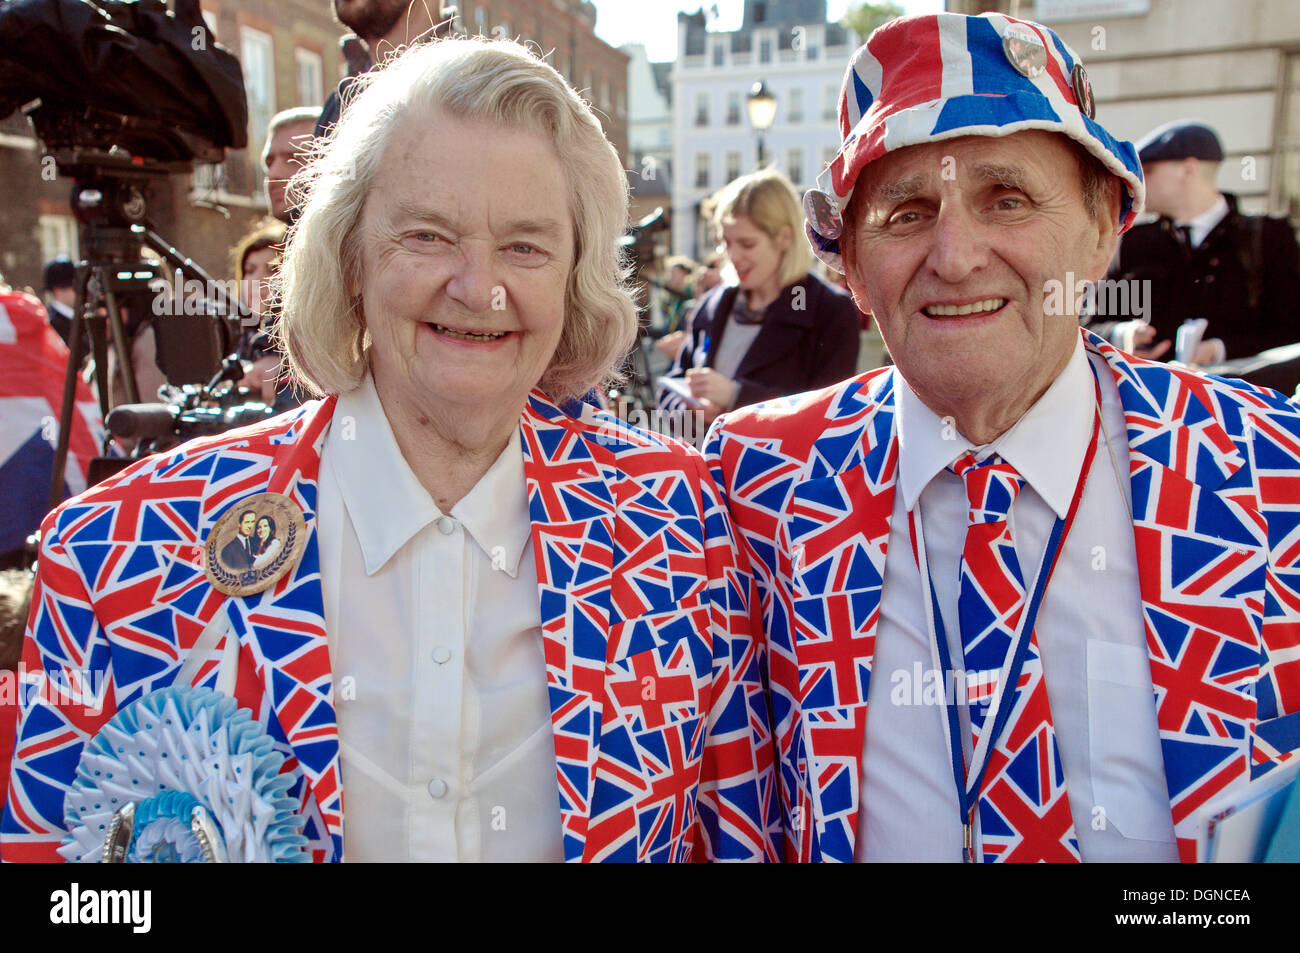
[204,492,307,597]
[1002,22,1047,79]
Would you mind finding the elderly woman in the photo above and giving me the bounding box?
[656,168,861,435]
[2,39,774,864]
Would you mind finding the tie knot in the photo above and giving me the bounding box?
[950,452,1025,524]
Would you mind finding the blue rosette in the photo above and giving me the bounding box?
[61,685,309,862]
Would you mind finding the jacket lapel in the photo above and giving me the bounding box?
[519,391,617,861]
[783,371,899,861]
[1096,336,1268,861]
[215,398,343,862]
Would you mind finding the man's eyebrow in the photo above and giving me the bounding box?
[870,173,926,203]
[971,162,1028,189]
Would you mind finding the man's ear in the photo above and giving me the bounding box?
[838,220,872,317]
[1081,176,1123,282]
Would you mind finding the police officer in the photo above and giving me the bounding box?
[1102,120,1300,370]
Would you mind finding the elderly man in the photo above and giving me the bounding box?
[3,39,775,864]
[707,12,1300,863]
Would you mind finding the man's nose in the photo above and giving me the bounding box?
[925,204,989,284]
[445,242,498,313]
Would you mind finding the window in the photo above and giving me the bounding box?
[694,92,709,127]
[712,39,724,67]
[759,36,772,64]
[726,91,741,126]
[754,2,767,23]
[725,150,742,182]
[695,153,710,189]
[788,87,804,123]
[39,214,78,265]
[823,146,838,169]
[240,27,275,193]
[295,48,324,107]
[807,42,819,61]
[474,6,487,33]
[822,84,838,122]
[787,148,803,185]
[616,89,626,118]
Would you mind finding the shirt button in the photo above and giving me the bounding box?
[437,516,457,535]
[427,778,448,799]
[432,645,452,664]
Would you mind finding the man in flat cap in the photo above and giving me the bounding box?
[1102,119,1300,377]
[706,13,1300,863]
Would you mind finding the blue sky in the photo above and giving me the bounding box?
[589,0,944,61]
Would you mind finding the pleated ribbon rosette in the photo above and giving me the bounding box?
[61,685,308,862]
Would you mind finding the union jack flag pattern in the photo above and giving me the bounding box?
[1,389,779,862]
[951,453,1076,862]
[706,330,1300,862]
[0,291,102,554]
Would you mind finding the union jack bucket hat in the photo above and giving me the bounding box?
[804,12,1145,272]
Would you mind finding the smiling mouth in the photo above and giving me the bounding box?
[426,322,510,342]
[922,298,1007,317]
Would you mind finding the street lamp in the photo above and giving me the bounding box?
[747,79,777,169]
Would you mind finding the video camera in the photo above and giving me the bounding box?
[0,0,255,504]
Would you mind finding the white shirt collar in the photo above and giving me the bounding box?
[1177,194,1229,249]
[896,334,1094,518]
[49,299,75,320]
[326,374,532,577]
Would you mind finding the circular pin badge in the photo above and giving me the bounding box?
[804,189,843,241]
[1071,62,1095,119]
[204,492,306,597]
[1002,22,1047,79]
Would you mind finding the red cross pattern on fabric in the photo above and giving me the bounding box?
[950,452,1080,863]
[609,645,696,732]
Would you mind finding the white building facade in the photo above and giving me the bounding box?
[670,1,858,258]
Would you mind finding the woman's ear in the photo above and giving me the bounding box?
[777,224,793,252]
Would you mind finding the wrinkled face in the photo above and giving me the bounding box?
[264,121,314,222]
[239,512,256,537]
[720,214,790,296]
[333,0,411,40]
[241,246,277,315]
[842,131,1117,417]
[353,108,573,419]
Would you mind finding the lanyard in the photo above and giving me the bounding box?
[907,367,1103,862]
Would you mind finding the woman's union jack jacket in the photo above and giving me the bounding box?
[1,390,779,863]
[706,331,1300,863]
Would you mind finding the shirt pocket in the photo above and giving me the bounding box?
[1087,639,1178,843]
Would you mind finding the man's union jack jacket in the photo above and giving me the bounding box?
[706,330,1300,863]
[1,390,779,862]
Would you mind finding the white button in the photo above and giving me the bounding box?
[432,645,452,664]
[437,516,457,535]
[427,778,448,799]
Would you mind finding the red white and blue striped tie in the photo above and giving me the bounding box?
[952,452,1079,862]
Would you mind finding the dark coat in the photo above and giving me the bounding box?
[220,533,254,571]
[1103,193,1300,360]
[658,273,861,411]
